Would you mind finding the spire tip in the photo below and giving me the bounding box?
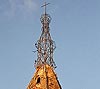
[41,2,50,14]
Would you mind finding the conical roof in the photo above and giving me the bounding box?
[27,64,61,89]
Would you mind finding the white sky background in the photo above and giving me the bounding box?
[0,0,100,89]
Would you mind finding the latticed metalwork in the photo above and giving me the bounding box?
[27,3,62,89]
[34,12,56,69]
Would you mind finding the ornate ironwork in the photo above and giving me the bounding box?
[34,2,56,69]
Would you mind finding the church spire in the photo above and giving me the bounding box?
[27,2,62,89]
[34,2,56,69]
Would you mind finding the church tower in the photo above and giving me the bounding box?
[27,2,62,89]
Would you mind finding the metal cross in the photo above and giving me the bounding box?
[41,2,50,14]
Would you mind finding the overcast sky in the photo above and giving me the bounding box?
[0,0,100,89]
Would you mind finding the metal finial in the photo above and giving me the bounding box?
[41,2,50,14]
[34,2,56,69]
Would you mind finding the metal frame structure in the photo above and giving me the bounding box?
[34,2,56,69]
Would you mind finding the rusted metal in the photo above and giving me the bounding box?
[34,2,56,69]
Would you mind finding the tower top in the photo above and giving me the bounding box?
[27,2,62,89]
[34,2,56,69]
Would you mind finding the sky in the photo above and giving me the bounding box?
[0,0,100,89]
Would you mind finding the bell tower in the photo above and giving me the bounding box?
[27,2,62,89]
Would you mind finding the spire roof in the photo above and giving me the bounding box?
[27,2,62,89]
